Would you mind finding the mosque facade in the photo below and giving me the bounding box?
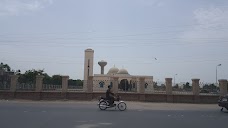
[83,48,154,93]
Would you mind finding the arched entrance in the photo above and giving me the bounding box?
[119,79,130,91]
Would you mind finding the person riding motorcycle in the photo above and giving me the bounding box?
[106,85,115,106]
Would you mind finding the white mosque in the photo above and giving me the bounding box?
[83,48,154,93]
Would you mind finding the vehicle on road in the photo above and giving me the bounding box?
[97,95,127,111]
[218,95,228,111]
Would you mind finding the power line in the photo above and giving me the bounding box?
[1,52,227,59]
[0,41,227,48]
[0,26,227,41]
[0,22,226,37]
[1,57,228,65]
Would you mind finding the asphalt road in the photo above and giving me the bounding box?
[0,100,227,128]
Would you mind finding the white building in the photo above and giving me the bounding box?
[83,48,154,93]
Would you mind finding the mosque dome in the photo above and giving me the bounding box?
[117,68,129,75]
[107,66,119,74]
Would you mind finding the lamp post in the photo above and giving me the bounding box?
[174,74,177,86]
[216,64,221,86]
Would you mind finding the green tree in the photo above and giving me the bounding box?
[68,79,83,86]
[153,82,158,88]
[76,80,83,86]
[202,84,209,90]
[1,62,83,86]
[209,84,217,92]
[51,75,62,85]
[0,62,11,72]
[18,69,44,84]
[183,82,191,90]
[202,83,217,92]
[173,84,179,89]
[161,84,166,89]
[43,73,52,84]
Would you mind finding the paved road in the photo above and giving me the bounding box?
[0,100,227,128]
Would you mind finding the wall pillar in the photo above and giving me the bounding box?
[111,77,118,93]
[87,76,93,93]
[112,77,119,93]
[192,78,200,103]
[138,77,145,94]
[10,75,19,92]
[165,78,172,95]
[35,75,44,92]
[219,79,227,96]
[131,77,137,92]
[192,79,200,95]
[165,78,173,102]
[62,76,69,93]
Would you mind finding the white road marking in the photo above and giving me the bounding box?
[201,115,216,118]
[99,123,112,125]
[77,121,88,123]
[76,124,98,128]
[168,114,184,118]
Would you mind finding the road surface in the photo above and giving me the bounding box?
[0,100,227,128]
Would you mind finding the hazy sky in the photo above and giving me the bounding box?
[0,0,228,83]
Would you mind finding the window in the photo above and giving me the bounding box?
[110,82,113,88]
[99,81,105,88]
[145,83,148,89]
[133,83,136,88]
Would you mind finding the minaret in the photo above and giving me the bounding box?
[83,48,94,81]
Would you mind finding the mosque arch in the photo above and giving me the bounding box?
[119,79,135,91]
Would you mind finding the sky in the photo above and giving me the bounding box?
[0,0,228,83]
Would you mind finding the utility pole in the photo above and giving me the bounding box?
[216,64,221,86]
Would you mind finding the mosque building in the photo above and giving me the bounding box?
[83,48,154,93]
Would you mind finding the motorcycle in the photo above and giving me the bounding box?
[97,95,127,111]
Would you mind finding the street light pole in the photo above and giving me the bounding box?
[216,64,221,86]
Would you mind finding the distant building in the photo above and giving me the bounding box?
[83,48,154,92]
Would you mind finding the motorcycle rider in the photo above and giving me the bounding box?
[106,85,115,106]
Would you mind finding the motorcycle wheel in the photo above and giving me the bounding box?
[118,102,127,111]
[99,101,107,110]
